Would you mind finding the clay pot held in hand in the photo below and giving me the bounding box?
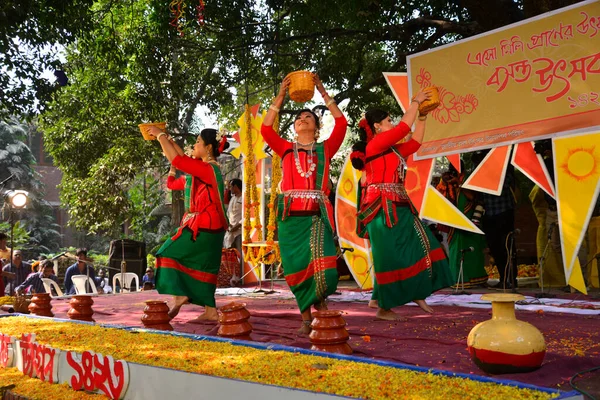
[141,300,173,331]
[218,302,252,339]
[28,293,54,318]
[68,295,95,322]
[309,310,352,355]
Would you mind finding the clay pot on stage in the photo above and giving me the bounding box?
[467,293,546,374]
[309,310,352,355]
[28,293,54,317]
[68,295,95,322]
[218,302,252,339]
[141,300,173,331]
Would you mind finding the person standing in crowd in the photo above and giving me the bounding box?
[349,93,453,321]
[439,162,488,288]
[64,248,96,295]
[224,178,243,255]
[15,260,58,295]
[0,233,10,266]
[147,125,229,322]
[261,73,347,335]
[473,151,518,290]
[2,250,31,295]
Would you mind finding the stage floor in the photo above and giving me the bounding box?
[4,285,600,394]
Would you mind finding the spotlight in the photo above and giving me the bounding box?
[5,190,29,209]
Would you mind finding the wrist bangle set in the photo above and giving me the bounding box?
[157,132,168,141]
[269,104,280,113]
[325,98,336,107]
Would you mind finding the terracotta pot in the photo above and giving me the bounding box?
[309,310,352,355]
[141,300,173,331]
[416,86,440,115]
[218,302,252,338]
[28,293,54,318]
[68,295,95,322]
[467,293,546,374]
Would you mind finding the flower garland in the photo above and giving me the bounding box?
[242,105,262,244]
[266,112,282,247]
[0,367,103,399]
[0,295,15,306]
[0,318,557,400]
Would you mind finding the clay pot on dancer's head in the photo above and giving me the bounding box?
[309,310,352,355]
[218,302,252,340]
[141,300,173,331]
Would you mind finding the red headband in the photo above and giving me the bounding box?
[218,136,228,153]
[359,118,374,142]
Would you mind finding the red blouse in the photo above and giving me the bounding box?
[261,116,348,213]
[358,122,421,229]
[170,155,227,235]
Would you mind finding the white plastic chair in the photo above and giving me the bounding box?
[71,275,99,294]
[42,278,64,297]
[113,273,140,293]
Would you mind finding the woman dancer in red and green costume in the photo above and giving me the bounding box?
[261,74,348,334]
[147,126,229,322]
[350,93,453,321]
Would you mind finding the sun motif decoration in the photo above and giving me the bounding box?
[559,146,600,182]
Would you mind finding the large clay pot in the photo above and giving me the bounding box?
[467,293,546,374]
[141,300,173,331]
[218,302,252,339]
[309,310,352,355]
[28,293,54,317]
[68,295,95,322]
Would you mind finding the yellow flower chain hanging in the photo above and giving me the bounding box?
[266,113,282,246]
[242,105,262,243]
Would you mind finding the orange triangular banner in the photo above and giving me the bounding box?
[511,142,555,198]
[383,72,410,112]
[447,154,461,173]
[405,154,435,212]
[462,146,511,195]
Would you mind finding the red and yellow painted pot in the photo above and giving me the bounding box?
[467,293,546,374]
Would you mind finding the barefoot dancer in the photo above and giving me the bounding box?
[261,74,348,334]
[147,126,229,322]
[350,94,453,321]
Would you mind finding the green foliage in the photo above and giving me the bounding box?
[0,221,30,248]
[0,0,96,119]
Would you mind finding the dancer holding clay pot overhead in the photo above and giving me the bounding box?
[146,125,229,322]
[261,73,348,335]
[350,93,453,321]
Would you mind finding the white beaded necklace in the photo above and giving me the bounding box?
[293,141,316,178]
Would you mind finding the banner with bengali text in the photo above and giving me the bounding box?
[407,0,600,159]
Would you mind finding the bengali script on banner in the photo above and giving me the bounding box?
[407,0,600,159]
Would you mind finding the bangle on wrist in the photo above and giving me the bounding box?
[418,115,427,121]
[411,99,422,106]
[157,132,168,141]
[168,172,176,177]
[325,98,336,107]
[269,104,280,113]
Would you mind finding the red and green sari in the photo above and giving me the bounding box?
[156,156,227,308]
[276,143,338,313]
[357,122,453,310]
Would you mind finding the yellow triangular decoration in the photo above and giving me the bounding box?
[421,186,484,235]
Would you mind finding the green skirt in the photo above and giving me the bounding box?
[367,205,453,310]
[155,227,224,308]
[448,230,488,288]
[278,215,339,313]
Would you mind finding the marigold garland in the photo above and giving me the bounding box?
[0,318,558,400]
[242,104,262,244]
[0,367,103,399]
[266,112,282,246]
[0,295,15,306]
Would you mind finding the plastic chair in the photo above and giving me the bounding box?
[71,275,99,295]
[42,278,64,297]
[113,273,140,292]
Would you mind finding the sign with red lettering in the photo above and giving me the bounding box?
[65,350,129,399]
[406,0,600,159]
[0,333,16,368]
